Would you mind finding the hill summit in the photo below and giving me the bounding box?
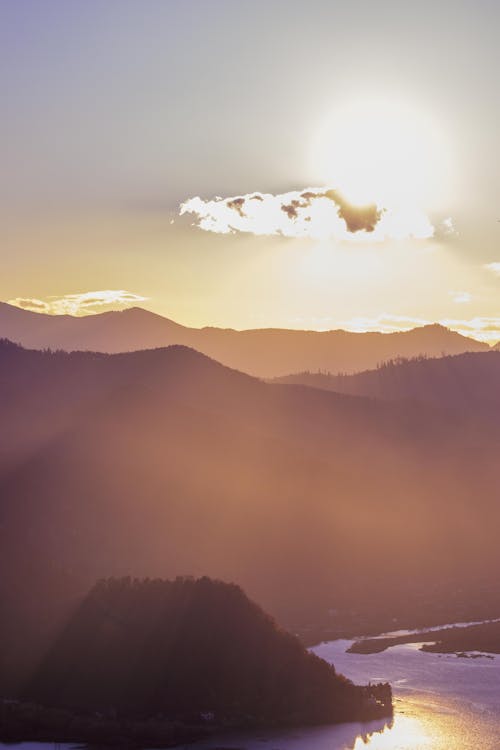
[25,577,391,725]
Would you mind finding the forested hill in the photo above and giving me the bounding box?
[25,577,391,725]
[273,350,500,419]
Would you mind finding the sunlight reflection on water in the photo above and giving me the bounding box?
[164,692,498,749]
[354,715,432,749]
[353,699,457,750]
[363,694,499,750]
[309,637,500,750]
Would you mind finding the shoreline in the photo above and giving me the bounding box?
[0,695,392,750]
[299,611,500,649]
[347,619,500,655]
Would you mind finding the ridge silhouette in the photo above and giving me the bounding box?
[0,301,489,377]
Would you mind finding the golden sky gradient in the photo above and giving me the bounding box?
[1,1,499,342]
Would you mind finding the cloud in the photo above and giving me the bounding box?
[226,197,246,217]
[440,317,500,344]
[321,189,382,233]
[439,217,458,237]
[180,186,435,242]
[339,313,431,334]
[484,262,500,276]
[340,313,500,344]
[7,290,148,316]
[449,291,472,304]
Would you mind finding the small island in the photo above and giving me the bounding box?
[1,577,392,747]
[348,619,500,656]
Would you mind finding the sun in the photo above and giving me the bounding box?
[310,96,453,211]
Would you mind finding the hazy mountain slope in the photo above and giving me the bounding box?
[273,351,500,419]
[0,303,187,353]
[186,323,488,378]
[0,302,489,377]
[0,341,499,691]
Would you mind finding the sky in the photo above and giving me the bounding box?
[1,0,500,340]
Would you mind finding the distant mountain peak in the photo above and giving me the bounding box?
[419,322,448,330]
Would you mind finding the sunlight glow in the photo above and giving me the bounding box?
[311,97,453,211]
[354,714,433,749]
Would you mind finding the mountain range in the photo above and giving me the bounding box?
[0,301,490,377]
[1,339,500,693]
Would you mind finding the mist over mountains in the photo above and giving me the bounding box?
[1,338,500,694]
[0,301,489,378]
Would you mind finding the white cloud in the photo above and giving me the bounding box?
[339,313,431,334]
[440,217,458,236]
[340,313,500,344]
[180,186,435,242]
[449,291,472,304]
[8,290,148,316]
[440,317,500,344]
[484,262,500,276]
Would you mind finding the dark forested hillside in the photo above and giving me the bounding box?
[1,341,500,693]
[273,351,500,419]
[25,577,391,724]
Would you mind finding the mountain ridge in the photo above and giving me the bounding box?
[0,302,489,377]
[272,350,500,419]
[25,576,392,724]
